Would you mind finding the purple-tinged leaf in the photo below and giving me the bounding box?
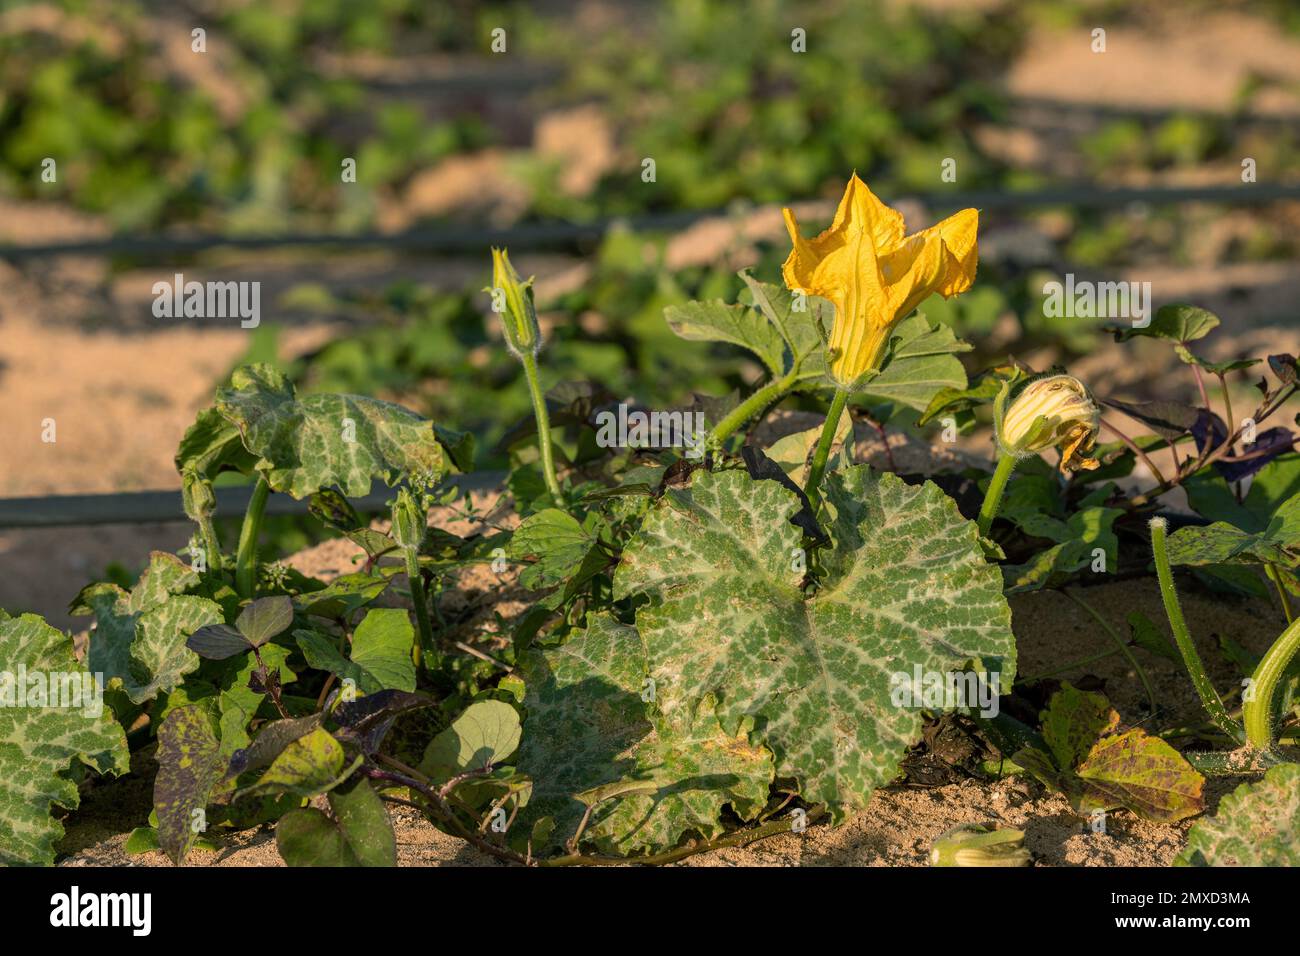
[1215,428,1296,483]
[187,623,252,660]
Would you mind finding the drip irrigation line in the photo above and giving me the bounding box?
[2,184,1298,261]
[0,471,507,529]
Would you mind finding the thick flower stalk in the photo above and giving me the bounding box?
[786,174,979,506]
[979,373,1101,538]
[488,248,563,505]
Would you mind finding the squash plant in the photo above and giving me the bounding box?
[7,175,1300,867]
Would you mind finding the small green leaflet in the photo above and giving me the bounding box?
[214,364,453,498]
[0,614,129,866]
[1176,762,1300,866]
[508,509,603,591]
[420,700,521,785]
[613,466,1014,819]
[242,727,361,800]
[1002,505,1123,593]
[295,607,416,694]
[277,779,396,867]
[1110,304,1219,343]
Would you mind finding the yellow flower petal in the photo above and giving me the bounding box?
[781,174,979,386]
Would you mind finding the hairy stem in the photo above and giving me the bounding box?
[1243,615,1300,750]
[1100,417,1165,485]
[404,546,438,671]
[803,386,851,511]
[977,452,1018,539]
[709,369,802,445]
[520,350,563,506]
[1149,517,1244,743]
[235,477,270,598]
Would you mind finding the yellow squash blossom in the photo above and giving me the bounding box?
[996,373,1101,473]
[782,173,979,386]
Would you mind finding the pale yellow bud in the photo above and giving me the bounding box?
[996,374,1100,473]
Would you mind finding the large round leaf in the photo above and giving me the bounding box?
[613,466,1014,818]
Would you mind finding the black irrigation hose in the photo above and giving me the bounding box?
[2,184,1299,261]
[0,472,507,529]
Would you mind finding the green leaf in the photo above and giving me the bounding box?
[1040,683,1119,770]
[0,614,129,866]
[235,595,293,647]
[613,466,1013,818]
[1002,505,1123,593]
[664,299,787,378]
[854,313,973,411]
[420,700,521,786]
[244,727,360,799]
[215,364,451,498]
[1166,494,1300,568]
[1173,349,1258,374]
[295,608,416,694]
[508,509,600,590]
[515,614,774,855]
[276,779,395,867]
[1176,763,1300,866]
[1075,730,1206,822]
[738,271,823,369]
[293,572,389,618]
[186,623,251,661]
[154,704,226,865]
[1128,611,1179,663]
[73,553,225,705]
[1111,304,1219,343]
[1013,685,1204,823]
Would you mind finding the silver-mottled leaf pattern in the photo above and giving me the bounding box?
[614,466,1013,818]
[0,614,129,866]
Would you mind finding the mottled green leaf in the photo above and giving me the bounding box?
[1177,763,1300,866]
[216,364,450,498]
[0,614,129,866]
[613,466,1013,818]
[154,705,226,865]
[244,727,360,799]
[1166,494,1300,568]
[73,553,224,704]
[1075,730,1205,822]
[516,614,773,855]
[1040,684,1120,770]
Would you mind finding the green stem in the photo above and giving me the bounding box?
[804,386,850,510]
[1266,563,1295,625]
[404,547,438,671]
[709,370,802,445]
[1149,517,1244,744]
[235,477,270,598]
[977,452,1018,539]
[198,515,222,572]
[520,350,563,506]
[1243,615,1300,750]
[1062,589,1159,715]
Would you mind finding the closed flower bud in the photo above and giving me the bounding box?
[996,373,1100,473]
[391,488,426,551]
[930,824,1031,867]
[181,471,216,521]
[487,247,540,357]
